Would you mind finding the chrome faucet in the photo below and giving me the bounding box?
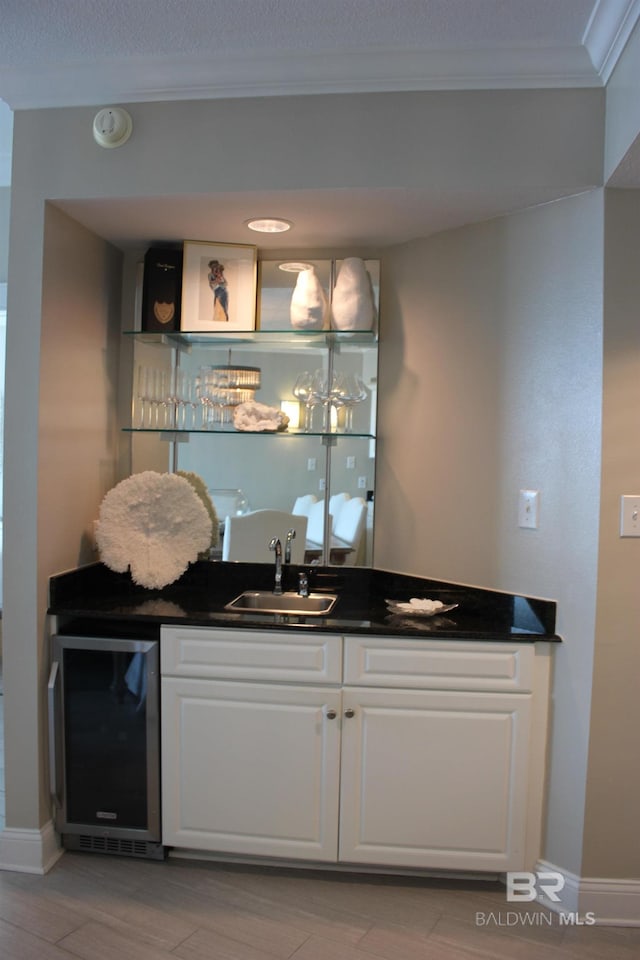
[285,528,296,564]
[269,537,283,594]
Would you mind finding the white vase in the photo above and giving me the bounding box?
[331,258,375,331]
[290,267,329,330]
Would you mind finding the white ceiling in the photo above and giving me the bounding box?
[2,1,639,249]
[0,0,638,110]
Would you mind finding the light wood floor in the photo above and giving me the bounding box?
[0,852,638,960]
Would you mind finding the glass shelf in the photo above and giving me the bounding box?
[123,328,378,348]
[123,427,375,440]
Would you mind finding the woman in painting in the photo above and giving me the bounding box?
[208,259,229,322]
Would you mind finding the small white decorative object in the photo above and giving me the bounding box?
[233,400,290,432]
[95,471,212,589]
[385,598,459,618]
[331,257,375,331]
[290,266,329,330]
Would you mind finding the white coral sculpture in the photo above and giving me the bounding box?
[95,471,213,589]
[176,469,219,550]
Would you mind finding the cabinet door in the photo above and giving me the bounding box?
[162,677,341,860]
[338,686,532,872]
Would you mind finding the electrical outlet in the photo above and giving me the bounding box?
[518,489,539,529]
[346,456,355,469]
[307,458,316,471]
[620,495,640,537]
[358,476,367,489]
[319,478,326,491]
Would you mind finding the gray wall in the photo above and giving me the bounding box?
[0,187,9,284]
[495,193,603,876]
[3,203,121,829]
[378,226,503,586]
[377,193,604,875]
[1,87,626,879]
[0,102,11,283]
[605,18,640,180]
[582,188,640,878]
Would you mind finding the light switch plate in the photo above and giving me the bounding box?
[518,489,539,529]
[620,495,640,537]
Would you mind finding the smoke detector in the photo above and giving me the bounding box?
[92,107,133,148]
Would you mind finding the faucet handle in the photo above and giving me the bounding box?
[285,528,296,564]
[298,570,309,597]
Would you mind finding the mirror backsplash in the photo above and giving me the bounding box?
[128,255,379,567]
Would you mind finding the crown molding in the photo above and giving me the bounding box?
[583,0,640,82]
[0,44,602,111]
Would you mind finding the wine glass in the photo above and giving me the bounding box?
[135,364,152,428]
[164,368,179,429]
[173,369,192,429]
[337,373,367,432]
[292,371,315,431]
[310,368,331,431]
[198,366,215,428]
[149,368,168,428]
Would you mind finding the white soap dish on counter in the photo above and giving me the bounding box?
[385,598,459,618]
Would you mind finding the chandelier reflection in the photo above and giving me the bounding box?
[200,351,261,426]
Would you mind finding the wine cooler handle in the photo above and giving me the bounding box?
[47,661,61,808]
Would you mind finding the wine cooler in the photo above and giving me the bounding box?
[48,634,164,859]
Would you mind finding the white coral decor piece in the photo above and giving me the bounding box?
[233,400,289,432]
[95,471,212,589]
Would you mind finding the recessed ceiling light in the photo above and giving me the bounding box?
[245,217,293,233]
[278,261,313,272]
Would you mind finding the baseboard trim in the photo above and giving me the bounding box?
[536,858,640,927]
[0,820,63,874]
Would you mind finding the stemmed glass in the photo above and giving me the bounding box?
[167,369,188,429]
[180,371,199,429]
[336,373,367,432]
[135,365,152,428]
[310,368,331,431]
[292,371,316,431]
[164,368,179,429]
[199,367,216,428]
[149,368,168,428]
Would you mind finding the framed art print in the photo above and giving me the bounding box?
[181,241,258,332]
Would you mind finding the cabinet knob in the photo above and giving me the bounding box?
[325,709,337,719]
[344,707,355,718]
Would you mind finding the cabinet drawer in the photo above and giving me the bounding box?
[161,626,342,683]
[343,636,535,692]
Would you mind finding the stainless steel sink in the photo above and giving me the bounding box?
[225,590,338,616]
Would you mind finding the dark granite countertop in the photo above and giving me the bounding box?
[48,561,560,643]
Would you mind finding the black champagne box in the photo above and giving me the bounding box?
[141,246,183,332]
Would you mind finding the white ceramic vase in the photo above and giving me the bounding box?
[331,258,375,331]
[290,267,329,330]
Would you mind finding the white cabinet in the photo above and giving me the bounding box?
[161,626,343,861]
[162,677,342,860]
[339,686,531,871]
[340,636,551,872]
[161,626,551,872]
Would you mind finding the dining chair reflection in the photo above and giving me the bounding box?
[222,510,308,563]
